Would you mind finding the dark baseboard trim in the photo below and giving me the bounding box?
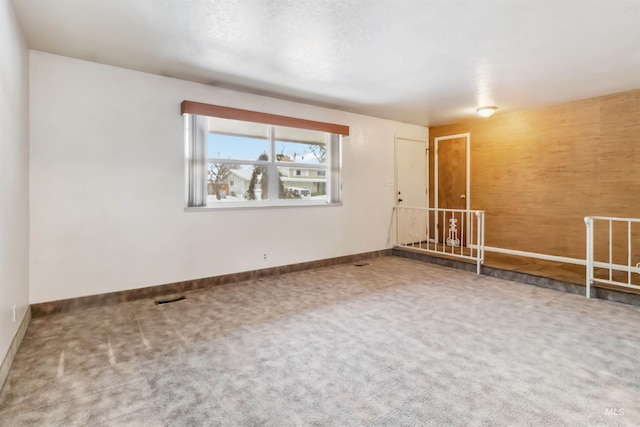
[0,306,31,392]
[392,248,640,307]
[392,248,479,274]
[31,249,392,317]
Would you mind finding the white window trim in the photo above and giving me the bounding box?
[184,112,343,210]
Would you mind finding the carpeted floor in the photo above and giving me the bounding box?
[1,256,639,426]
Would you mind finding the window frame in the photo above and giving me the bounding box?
[183,101,347,210]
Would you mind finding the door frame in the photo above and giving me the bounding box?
[434,133,471,245]
[394,136,429,209]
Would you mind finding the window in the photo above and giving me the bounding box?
[183,101,348,208]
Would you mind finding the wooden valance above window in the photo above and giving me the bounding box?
[181,101,350,136]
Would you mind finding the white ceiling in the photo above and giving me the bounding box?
[11,0,640,126]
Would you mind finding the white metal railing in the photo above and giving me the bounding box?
[585,216,640,298]
[396,207,485,274]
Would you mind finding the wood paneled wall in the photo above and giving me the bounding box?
[429,89,640,260]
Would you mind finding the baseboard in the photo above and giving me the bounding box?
[393,246,478,273]
[0,306,31,393]
[31,249,393,317]
[482,245,586,266]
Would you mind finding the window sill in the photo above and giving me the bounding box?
[184,201,342,212]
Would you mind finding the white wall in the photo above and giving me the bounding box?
[0,0,30,359]
[30,51,428,303]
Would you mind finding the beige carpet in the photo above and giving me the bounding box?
[1,256,639,426]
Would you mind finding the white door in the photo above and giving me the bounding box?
[395,138,428,245]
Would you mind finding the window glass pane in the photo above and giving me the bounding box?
[207,163,268,202]
[208,117,269,161]
[274,126,326,164]
[187,114,341,208]
[278,166,327,201]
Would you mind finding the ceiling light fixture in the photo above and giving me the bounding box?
[476,106,498,118]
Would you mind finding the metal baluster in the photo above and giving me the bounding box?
[609,220,613,282]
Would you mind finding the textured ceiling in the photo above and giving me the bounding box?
[11,0,640,126]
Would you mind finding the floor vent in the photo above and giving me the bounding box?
[155,296,186,305]
[354,262,370,267]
